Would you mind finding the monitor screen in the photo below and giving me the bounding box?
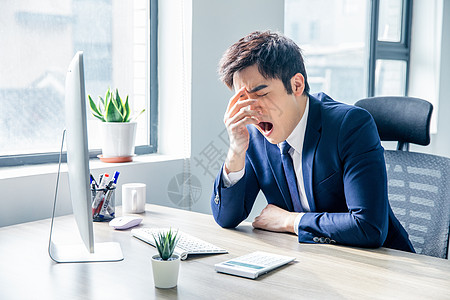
[65,51,94,253]
[48,51,122,263]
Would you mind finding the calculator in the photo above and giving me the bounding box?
[214,251,296,279]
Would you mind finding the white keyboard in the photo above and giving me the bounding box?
[131,227,227,260]
[215,251,295,279]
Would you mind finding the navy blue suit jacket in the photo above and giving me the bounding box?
[211,93,414,252]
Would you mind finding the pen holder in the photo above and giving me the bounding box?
[91,185,116,222]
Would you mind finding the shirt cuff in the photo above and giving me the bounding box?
[294,212,305,235]
[222,166,245,188]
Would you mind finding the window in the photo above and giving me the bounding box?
[285,0,370,104]
[0,0,158,167]
[374,59,407,96]
[370,0,412,97]
[285,0,412,103]
[378,0,403,42]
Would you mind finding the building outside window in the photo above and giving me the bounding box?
[285,0,411,104]
[0,0,156,166]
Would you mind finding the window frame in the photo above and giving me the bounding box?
[0,0,158,167]
[368,0,413,97]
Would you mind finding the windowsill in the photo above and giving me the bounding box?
[0,153,185,180]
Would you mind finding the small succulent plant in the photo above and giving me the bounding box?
[153,229,179,260]
[88,87,145,122]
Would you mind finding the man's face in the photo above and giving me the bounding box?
[232,65,306,144]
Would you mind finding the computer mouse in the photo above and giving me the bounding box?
[109,216,143,230]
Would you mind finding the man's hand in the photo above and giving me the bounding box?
[252,204,299,234]
[223,87,261,173]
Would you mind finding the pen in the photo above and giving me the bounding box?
[106,205,115,218]
[98,173,109,189]
[90,174,98,187]
[99,182,116,218]
[94,180,114,217]
[101,171,120,217]
[113,171,120,184]
[91,182,96,199]
[91,173,109,214]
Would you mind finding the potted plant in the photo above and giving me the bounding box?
[88,88,145,162]
[151,229,181,289]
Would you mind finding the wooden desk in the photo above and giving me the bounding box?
[0,204,449,300]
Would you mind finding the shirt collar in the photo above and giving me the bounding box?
[279,96,309,154]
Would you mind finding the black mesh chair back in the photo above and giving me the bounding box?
[385,151,450,258]
[355,96,450,259]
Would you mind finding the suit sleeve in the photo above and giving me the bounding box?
[211,158,260,228]
[297,108,389,248]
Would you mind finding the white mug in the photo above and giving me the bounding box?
[122,183,146,214]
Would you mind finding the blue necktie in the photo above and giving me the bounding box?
[280,141,303,212]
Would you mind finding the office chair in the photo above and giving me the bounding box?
[355,96,450,259]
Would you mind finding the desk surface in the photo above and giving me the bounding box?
[1,204,449,300]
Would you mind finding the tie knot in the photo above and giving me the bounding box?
[280,141,291,155]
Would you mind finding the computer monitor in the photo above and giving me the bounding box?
[48,51,123,263]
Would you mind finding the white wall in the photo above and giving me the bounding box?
[158,0,192,158]
[432,0,450,157]
[188,0,284,219]
[157,0,284,218]
[407,0,450,157]
[408,0,442,133]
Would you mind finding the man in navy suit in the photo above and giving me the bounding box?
[211,31,414,252]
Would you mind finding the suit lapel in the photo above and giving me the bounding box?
[265,139,294,211]
[302,96,322,212]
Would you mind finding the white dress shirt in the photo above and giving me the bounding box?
[223,97,310,235]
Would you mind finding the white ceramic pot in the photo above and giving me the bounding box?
[100,122,137,158]
[151,254,180,289]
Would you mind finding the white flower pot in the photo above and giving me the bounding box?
[151,254,180,289]
[100,122,137,158]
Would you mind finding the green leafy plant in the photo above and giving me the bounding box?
[152,229,179,260]
[88,87,145,122]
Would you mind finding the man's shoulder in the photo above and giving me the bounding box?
[311,92,353,110]
[310,92,371,122]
